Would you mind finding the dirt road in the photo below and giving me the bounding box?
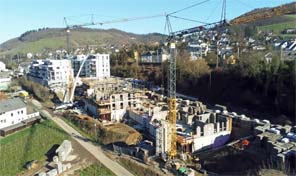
[51,116,134,176]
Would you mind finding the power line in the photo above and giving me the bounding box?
[168,0,212,15]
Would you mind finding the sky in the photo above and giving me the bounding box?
[0,0,294,43]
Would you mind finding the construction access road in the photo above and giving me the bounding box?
[30,99,134,176]
[51,116,134,176]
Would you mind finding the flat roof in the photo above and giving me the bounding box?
[0,98,26,113]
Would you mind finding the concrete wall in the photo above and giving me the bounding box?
[111,109,126,122]
[128,110,147,126]
[193,130,230,151]
[156,121,170,155]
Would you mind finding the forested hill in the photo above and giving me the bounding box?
[230,2,296,25]
[0,28,165,55]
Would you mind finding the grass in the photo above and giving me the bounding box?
[118,157,159,176]
[60,116,97,142]
[257,21,296,35]
[285,14,296,19]
[0,119,69,176]
[77,163,115,176]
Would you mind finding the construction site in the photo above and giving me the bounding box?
[1,0,295,176]
[40,1,296,174]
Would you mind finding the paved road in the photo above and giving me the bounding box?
[51,116,134,176]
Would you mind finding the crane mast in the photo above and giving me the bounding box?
[168,42,177,159]
[166,19,225,159]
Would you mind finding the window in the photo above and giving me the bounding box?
[18,111,20,115]
[21,110,23,114]
[11,113,13,117]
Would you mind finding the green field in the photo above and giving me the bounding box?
[14,37,66,54]
[0,120,69,176]
[257,15,296,35]
[78,164,115,176]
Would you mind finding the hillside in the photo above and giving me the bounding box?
[256,15,296,35]
[0,28,165,55]
[230,2,296,25]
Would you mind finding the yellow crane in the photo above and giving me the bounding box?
[165,16,225,159]
[168,42,177,158]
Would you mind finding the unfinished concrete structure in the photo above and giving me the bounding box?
[253,124,296,171]
[82,78,141,122]
[226,111,296,172]
[127,92,232,155]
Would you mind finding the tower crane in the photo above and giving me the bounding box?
[62,13,165,103]
[63,14,165,54]
[165,15,226,159]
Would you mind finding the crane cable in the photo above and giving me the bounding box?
[168,0,212,15]
[169,15,210,25]
[206,0,222,21]
[98,13,166,26]
[65,0,214,28]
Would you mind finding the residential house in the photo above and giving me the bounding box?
[0,98,40,136]
[188,42,209,59]
[140,49,168,64]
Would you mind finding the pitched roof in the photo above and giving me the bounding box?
[0,98,26,113]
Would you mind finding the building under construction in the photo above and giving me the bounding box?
[127,91,232,156]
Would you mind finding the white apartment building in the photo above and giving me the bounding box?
[0,98,27,129]
[72,54,110,78]
[28,59,73,89]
